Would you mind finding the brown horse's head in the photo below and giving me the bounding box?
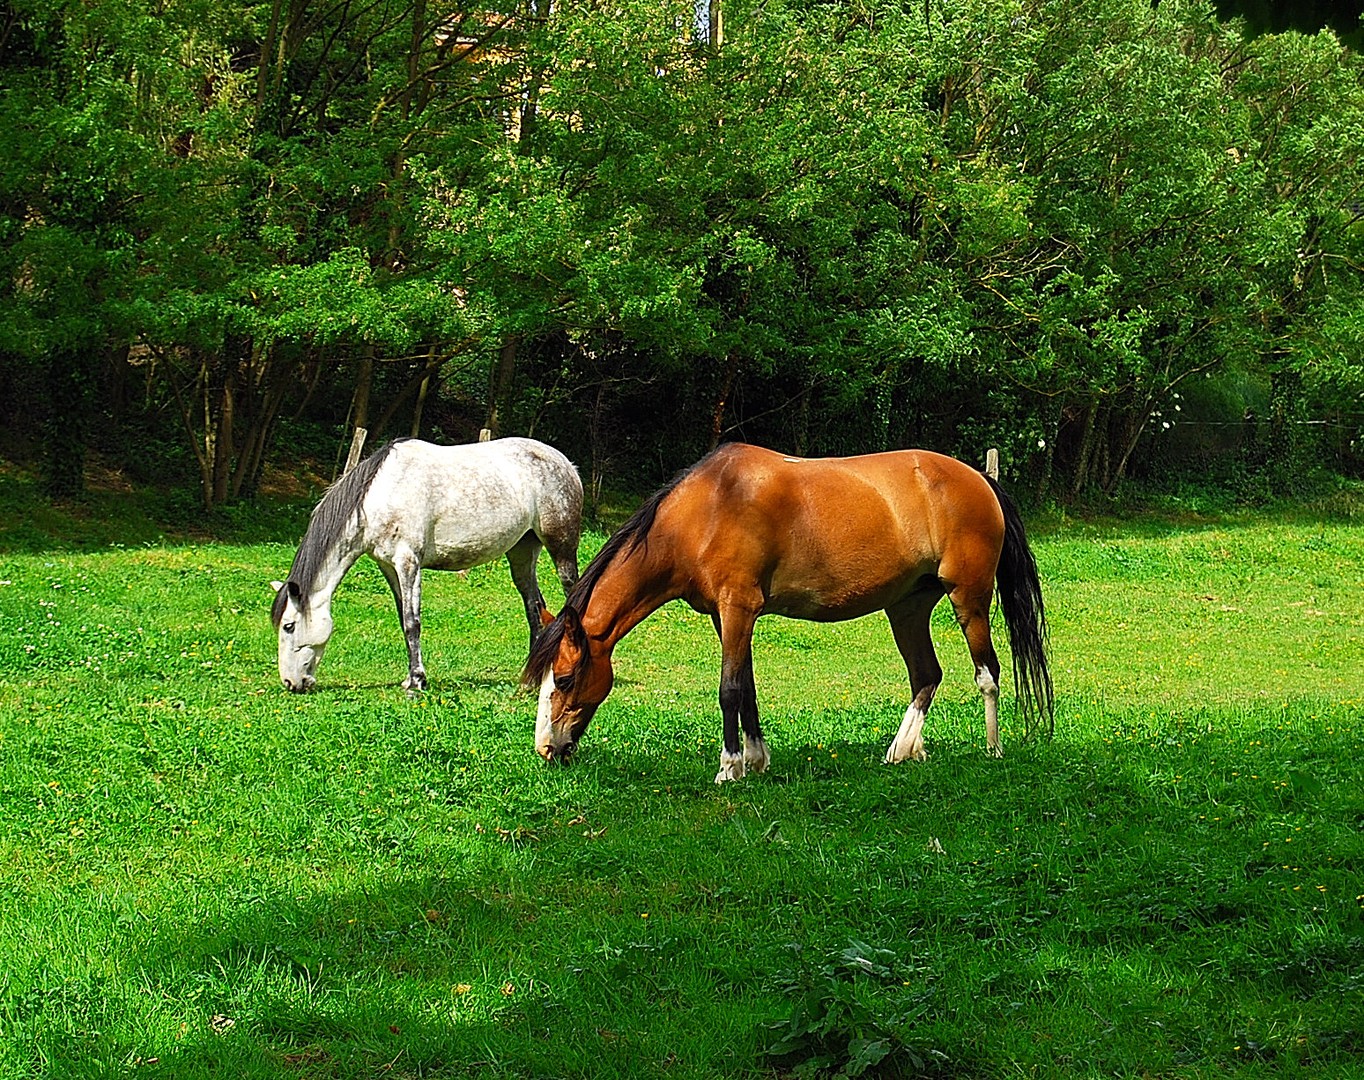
[524,606,614,761]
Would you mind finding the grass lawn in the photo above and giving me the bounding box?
[0,494,1361,1077]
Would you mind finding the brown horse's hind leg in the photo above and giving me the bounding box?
[712,605,768,783]
[884,592,944,764]
[949,583,1003,757]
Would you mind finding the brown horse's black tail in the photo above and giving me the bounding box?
[982,473,1054,737]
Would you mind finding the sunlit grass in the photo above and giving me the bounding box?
[0,514,1361,1077]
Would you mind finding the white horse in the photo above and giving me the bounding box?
[271,437,582,693]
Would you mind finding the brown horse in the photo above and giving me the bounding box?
[523,443,1052,782]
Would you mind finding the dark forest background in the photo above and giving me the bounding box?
[2,0,1362,512]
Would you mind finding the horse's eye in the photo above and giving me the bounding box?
[283,622,295,634]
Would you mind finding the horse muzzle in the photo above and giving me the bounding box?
[537,737,577,763]
[282,674,316,693]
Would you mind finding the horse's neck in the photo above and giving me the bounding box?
[304,526,365,610]
[583,544,678,650]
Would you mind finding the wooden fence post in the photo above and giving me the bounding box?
[344,426,368,475]
[985,447,999,480]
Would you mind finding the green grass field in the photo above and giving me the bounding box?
[1,498,1362,1078]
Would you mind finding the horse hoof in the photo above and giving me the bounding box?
[715,751,746,784]
[743,737,770,773]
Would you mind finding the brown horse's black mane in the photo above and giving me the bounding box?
[270,439,406,627]
[522,450,711,689]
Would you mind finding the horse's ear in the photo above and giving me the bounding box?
[560,604,581,634]
[539,606,557,628]
[270,580,285,593]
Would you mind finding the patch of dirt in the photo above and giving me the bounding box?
[258,460,331,500]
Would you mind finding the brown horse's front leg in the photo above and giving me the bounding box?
[884,595,943,764]
[713,606,767,783]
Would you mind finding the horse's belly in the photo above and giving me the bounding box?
[425,516,533,570]
[764,579,911,622]
[366,507,533,571]
[762,546,936,620]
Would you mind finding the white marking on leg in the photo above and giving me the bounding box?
[885,702,928,764]
[535,669,554,755]
[977,664,1002,757]
[743,734,770,773]
[715,748,746,784]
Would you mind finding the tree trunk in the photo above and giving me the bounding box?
[167,348,215,508]
[588,380,609,512]
[231,369,286,501]
[256,0,283,115]
[42,346,91,498]
[211,362,236,508]
[1070,400,1097,497]
[1267,366,1302,468]
[410,346,437,437]
[709,350,741,450]
[1108,408,1149,493]
[374,349,449,439]
[107,343,131,430]
[793,381,810,456]
[485,335,519,438]
[352,347,375,432]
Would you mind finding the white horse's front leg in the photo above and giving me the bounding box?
[390,552,426,691]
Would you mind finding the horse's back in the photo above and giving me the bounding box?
[668,444,1004,617]
[693,443,1000,544]
[364,438,581,569]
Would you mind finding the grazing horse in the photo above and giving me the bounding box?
[272,437,581,692]
[523,443,1051,782]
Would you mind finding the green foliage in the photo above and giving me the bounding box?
[763,940,936,1078]
[2,0,1364,501]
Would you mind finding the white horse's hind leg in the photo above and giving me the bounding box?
[978,664,1002,757]
[505,534,548,647]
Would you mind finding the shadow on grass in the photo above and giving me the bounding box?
[7,707,1363,1079]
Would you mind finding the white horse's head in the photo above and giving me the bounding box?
[271,580,332,692]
